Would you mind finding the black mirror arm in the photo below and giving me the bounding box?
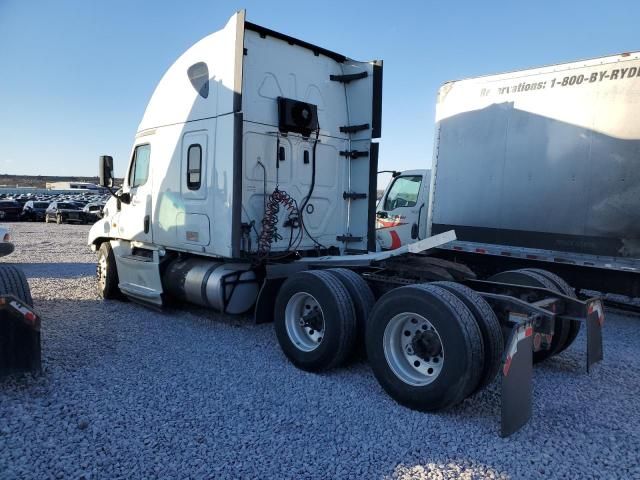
[105,185,131,205]
[118,192,131,204]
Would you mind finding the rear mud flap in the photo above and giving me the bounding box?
[0,295,41,376]
[501,321,533,437]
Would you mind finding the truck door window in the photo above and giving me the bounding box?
[384,175,422,210]
[187,144,202,190]
[128,144,151,188]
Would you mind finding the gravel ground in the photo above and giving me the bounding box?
[1,221,639,479]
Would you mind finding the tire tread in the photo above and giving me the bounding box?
[520,268,580,354]
[433,281,503,394]
[0,264,33,306]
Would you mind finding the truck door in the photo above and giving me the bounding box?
[118,143,153,243]
[376,173,424,249]
[176,131,210,247]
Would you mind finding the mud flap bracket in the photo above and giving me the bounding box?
[585,299,604,372]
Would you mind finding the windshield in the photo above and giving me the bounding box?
[383,175,422,211]
[35,202,49,208]
[57,203,78,210]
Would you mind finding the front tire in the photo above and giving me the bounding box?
[97,242,120,299]
[56,215,62,224]
[366,284,483,411]
[274,270,357,372]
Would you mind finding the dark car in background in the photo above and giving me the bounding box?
[45,202,86,224]
[21,200,50,221]
[83,202,105,222]
[0,200,23,221]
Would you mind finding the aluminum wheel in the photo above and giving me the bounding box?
[383,312,445,386]
[97,251,108,291]
[284,292,325,352]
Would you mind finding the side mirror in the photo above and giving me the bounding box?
[99,155,114,187]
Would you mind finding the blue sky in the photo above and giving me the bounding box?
[1,0,639,179]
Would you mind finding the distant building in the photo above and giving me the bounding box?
[45,181,101,192]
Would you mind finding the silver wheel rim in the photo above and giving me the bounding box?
[383,313,444,386]
[285,292,325,352]
[97,252,107,290]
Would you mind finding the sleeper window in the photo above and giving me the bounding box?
[187,144,202,190]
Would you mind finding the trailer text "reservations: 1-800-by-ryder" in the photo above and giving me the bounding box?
[480,65,640,97]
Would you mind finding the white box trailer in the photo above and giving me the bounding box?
[376,52,640,299]
[89,11,604,436]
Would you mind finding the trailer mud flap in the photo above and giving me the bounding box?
[0,295,41,376]
[586,299,604,372]
[501,321,533,437]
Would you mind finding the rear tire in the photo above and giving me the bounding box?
[275,270,357,372]
[0,264,33,306]
[366,284,483,411]
[520,268,580,354]
[326,268,375,355]
[97,242,120,299]
[433,281,503,394]
[488,269,571,363]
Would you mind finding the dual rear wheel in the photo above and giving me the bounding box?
[487,268,580,362]
[274,270,505,411]
[274,269,370,372]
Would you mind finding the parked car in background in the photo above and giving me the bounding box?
[0,226,14,257]
[45,202,86,224]
[83,202,105,222]
[21,200,50,222]
[0,200,22,221]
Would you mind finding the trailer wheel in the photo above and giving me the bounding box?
[326,268,375,354]
[366,284,483,411]
[274,270,356,372]
[488,270,571,363]
[97,242,120,300]
[433,281,503,395]
[520,269,580,354]
[0,264,33,306]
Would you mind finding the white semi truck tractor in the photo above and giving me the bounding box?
[88,11,604,436]
[377,51,640,303]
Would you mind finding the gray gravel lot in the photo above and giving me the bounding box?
[1,221,639,479]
